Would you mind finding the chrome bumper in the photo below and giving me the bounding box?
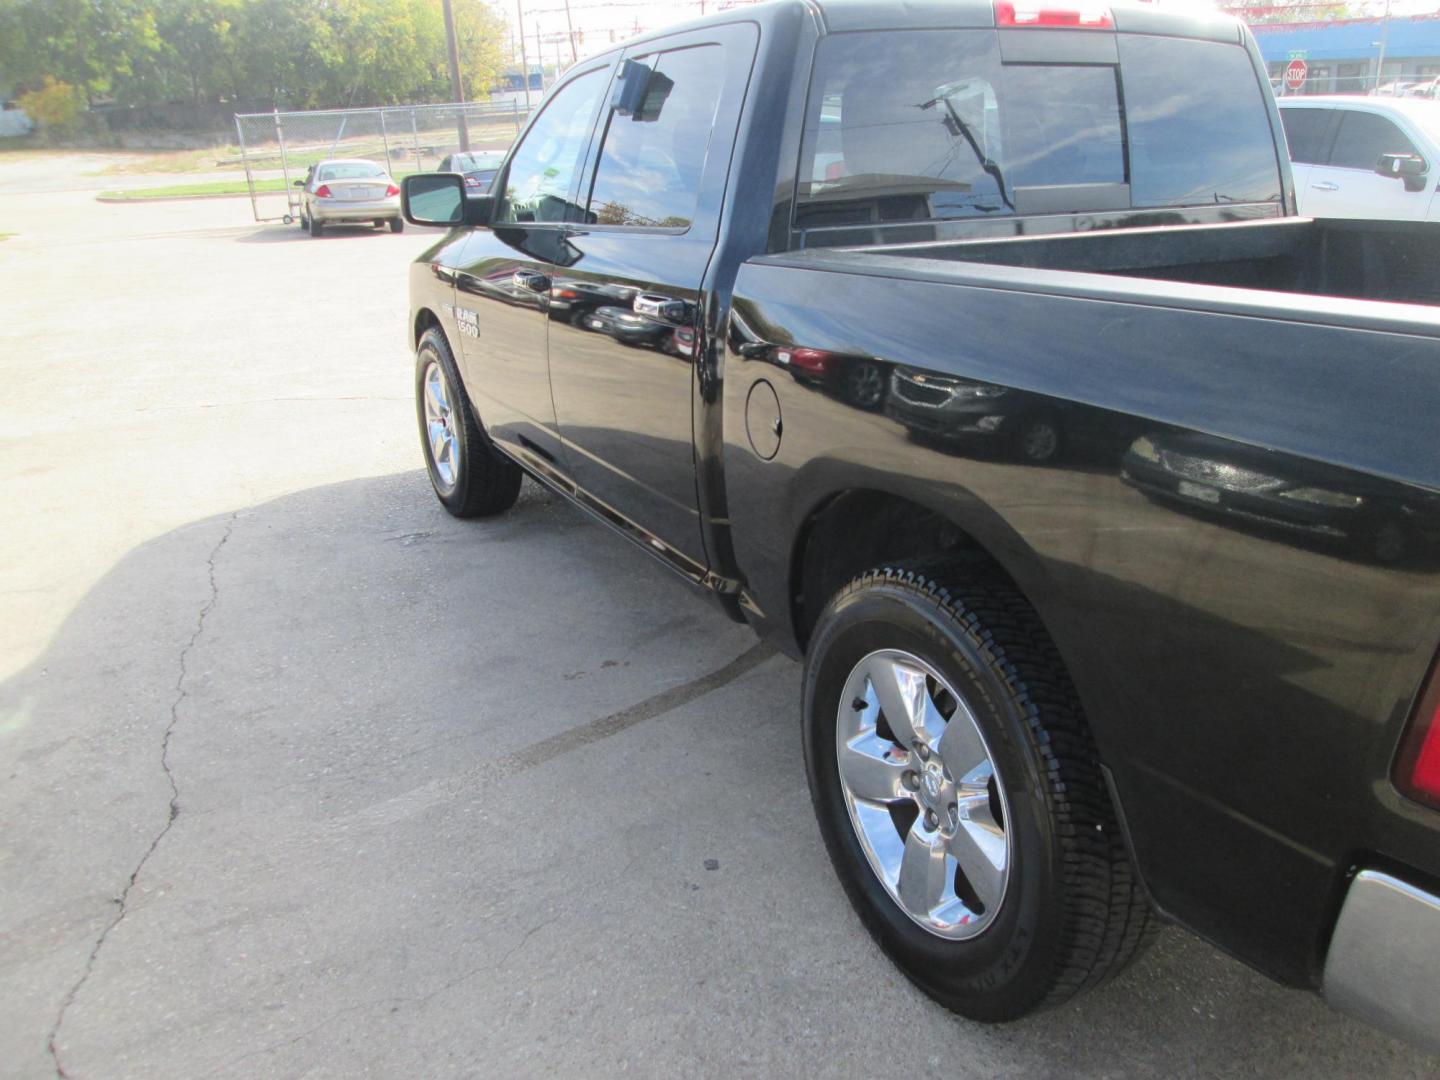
[1323,869,1440,1053]
[312,198,400,220]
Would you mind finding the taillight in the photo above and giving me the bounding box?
[778,347,836,374]
[385,184,400,197]
[314,184,333,198]
[1397,656,1440,809]
[995,1,1114,27]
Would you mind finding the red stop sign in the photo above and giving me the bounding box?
[1284,59,1308,91]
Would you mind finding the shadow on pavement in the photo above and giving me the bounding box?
[1,471,1434,1078]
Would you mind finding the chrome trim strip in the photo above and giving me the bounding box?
[1323,869,1440,1054]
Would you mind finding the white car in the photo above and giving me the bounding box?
[296,159,403,237]
[1278,96,1440,220]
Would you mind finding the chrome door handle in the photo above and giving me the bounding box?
[633,293,691,322]
[1311,181,1340,191]
[512,269,550,292]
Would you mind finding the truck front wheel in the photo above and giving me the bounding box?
[415,327,522,518]
[802,559,1155,1021]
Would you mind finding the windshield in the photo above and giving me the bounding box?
[317,162,386,181]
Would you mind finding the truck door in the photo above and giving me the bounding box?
[546,24,758,578]
[452,63,610,483]
[1302,108,1432,220]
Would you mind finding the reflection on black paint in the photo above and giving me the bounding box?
[1122,430,1440,566]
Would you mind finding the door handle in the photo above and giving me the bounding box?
[633,293,691,322]
[512,269,551,292]
[1311,181,1340,192]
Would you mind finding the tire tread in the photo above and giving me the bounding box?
[833,557,1158,1012]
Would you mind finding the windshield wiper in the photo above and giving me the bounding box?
[919,95,1015,212]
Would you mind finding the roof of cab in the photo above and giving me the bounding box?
[570,0,1242,66]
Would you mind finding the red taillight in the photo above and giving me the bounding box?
[995,1,1114,27]
[386,184,400,197]
[1397,658,1440,809]
[778,347,836,374]
[314,184,333,198]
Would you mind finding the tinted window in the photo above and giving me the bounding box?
[1280,108,1333,165]
[1327,110,1420,169]
[796,30,1130,229]
[585,45,726,228]
[1120,37,1282,206]
[1001,65,1123,187]
[497,68,605,224]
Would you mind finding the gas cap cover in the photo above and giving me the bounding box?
[745,379,782,461]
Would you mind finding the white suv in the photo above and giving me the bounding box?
[1278,96,1440,219]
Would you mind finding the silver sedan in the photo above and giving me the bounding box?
[296,159,403,237]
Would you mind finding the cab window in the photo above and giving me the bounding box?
[496,68,607,224]
[584,44,727,228]
[1280,108,1333,165]
[1326,110,1421,170]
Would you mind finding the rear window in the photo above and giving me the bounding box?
[795,30,1283,232]
[317,163,385,181]
[1119,36,1282,207]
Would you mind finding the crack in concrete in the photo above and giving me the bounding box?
[46,513,237,1079]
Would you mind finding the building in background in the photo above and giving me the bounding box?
[1241,12,1440,94]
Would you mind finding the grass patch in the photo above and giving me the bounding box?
[100,169,417,200]
[100,177,289,199]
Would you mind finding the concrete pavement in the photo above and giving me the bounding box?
[1,154,1436,1079]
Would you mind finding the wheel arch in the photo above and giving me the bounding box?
[413,306,444,351]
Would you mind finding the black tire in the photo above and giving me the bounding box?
[389,217,405,233]
[415,327,522,518]
[802,559,1156,1022]
[308,214,324,237]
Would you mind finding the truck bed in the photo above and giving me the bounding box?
[848,217,1440,308]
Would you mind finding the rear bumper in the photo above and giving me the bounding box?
[1323,870,1440,1053]
[311,197,400,221]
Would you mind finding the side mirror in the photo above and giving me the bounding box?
[401,172,496,228]
[1376,152,1429,192]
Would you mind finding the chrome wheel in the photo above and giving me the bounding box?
[422,358,459,491]
[836,649,1011,940]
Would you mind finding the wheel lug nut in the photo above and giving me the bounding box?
[924,809,939,830]
[902,770,918,791]
[947,803,959,825]
[916,744,930,761]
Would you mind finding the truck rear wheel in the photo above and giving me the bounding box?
[802,559,1155,1021]
[415,327,522,518]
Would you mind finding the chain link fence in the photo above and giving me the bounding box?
[233,101,531,223]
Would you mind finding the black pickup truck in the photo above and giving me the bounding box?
[400,0,1440,1050]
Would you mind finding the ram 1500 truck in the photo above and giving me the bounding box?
[399,0,1440,1050]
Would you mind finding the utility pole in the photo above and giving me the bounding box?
[516,0,533,110]
[1375,0,1393,92]
[563,0,579,63]
[441,0,470,151]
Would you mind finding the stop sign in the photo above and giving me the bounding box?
[1284,59,1308,91]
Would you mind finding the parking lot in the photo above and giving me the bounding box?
[1,154,1437,1079]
